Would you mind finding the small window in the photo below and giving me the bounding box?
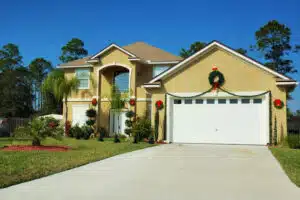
[75,69,90,89]
[241,99,250,104]
[218,99,226,104]
[253,99,262,104]
[174,99,182,104]
[195,99,204,104]
[229,99,238,104]
[184,99,193,104]
[153,66,170,77]
[207,99,215,104]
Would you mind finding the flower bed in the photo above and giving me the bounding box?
[1,145,71,152]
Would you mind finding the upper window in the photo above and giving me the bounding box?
[75,69,90,89]
[153,66,170,77]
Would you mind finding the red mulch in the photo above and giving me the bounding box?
[1,145,71,152]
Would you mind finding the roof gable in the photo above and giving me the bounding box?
[149,41,293,83]
[91,44,137,59]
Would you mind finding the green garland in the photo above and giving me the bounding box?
[166,87,270,98]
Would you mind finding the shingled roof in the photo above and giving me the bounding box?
[59,56,92,67]
[123,42,182,62]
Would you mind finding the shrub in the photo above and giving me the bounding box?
[70,124,83,139]
[98,127,107,141]
[86,108,97,118]
[114,134,120,143]
[82,125,93,140]
[132,118,152,141]
[287,134,300,149]
[14,117,63,146]
[86,119,95,126]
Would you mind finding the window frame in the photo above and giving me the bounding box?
[75,69,90,89]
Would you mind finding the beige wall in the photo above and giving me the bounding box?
[149,48,287,142]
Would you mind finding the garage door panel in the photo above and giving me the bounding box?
[172,97,266,145]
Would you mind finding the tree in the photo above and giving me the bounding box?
[180,41,248,58]
[14,117,63,146]
[253,20,297,75]
[29,58,53,111]
[235,48,247,55]
[59,38,88,63]
[180,41,207,58]
[295,110,300,116]
[0,43,23,71]
[0,67,33,117]
[42,69,80,130]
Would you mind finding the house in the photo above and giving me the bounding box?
[58,41,298,145]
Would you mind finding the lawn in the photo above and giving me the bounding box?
[269,147,300,187]
[0,137,154,188]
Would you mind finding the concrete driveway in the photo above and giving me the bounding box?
[1,144,299,200]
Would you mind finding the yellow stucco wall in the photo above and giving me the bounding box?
[63,46,288,143]
[149,48,287,142]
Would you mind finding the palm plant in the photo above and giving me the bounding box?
[42,69,80,130]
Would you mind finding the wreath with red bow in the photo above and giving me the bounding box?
[129,98,136,106]
[91,98,97,106]
[208,67,225,90]
[155,100,163,110]
[273,99,284,109]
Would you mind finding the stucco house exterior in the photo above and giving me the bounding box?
[58,41,298,145]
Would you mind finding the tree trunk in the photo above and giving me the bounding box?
[32,137,41,146]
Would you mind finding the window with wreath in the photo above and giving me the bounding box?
[75,69,90,89]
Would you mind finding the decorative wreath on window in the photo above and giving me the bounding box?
[208,67,225,89]
[155,100,164,110]
[273,99,284,109]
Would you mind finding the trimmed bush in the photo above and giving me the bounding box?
[82,125,93,140]
[287,134,300,149]
[70,124,83,139]
[98,127,107,142]
[86,119,95,126]
[86,108,97,118]
[132,118,152,141]
[125,111,135,118]
[125,120,132,127]
[114,134,120,143]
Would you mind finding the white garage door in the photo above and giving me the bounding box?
[72,104,89,126]
[171,96,268,145]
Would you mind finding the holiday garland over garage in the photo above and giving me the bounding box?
[156,66,285,144]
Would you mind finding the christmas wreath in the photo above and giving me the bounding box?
[155,100,163,110]
[129,98,136,106]
[208,67,225,89]
[91,98,97,106]
[273,99,284,109]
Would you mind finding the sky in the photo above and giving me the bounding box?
[0,0,299,111]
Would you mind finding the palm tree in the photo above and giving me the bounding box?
[42,69,79,130]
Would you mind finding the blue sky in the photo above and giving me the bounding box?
[1,0,299,111]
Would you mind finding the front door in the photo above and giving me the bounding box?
[109,110,127,136]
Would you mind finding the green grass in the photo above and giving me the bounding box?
[0,137,154,188]
[270,147,300,187]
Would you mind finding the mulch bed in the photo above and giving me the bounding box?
[1,145,71,152]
